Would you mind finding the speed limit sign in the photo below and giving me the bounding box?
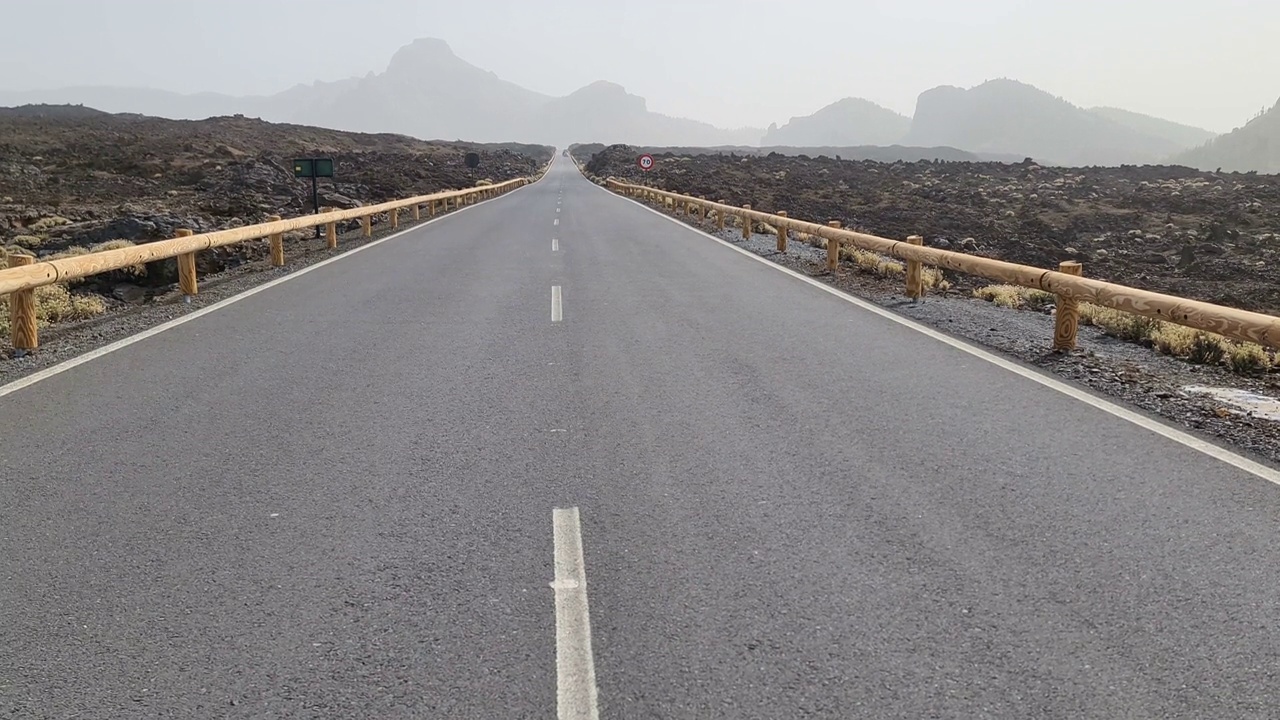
[637,154,655,171]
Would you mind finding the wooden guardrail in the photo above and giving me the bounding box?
[2,176,533,353]
[603,178,1280,352]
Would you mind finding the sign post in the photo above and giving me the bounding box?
[293,158,335,239]
[637,154,654,172]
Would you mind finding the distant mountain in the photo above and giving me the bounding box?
[0,85,252,121]
[571,142,1025,164]
[902,79,1200,166]
[1172,99,1280,172]
[533,80,761,147]
[761,98,910,147]
[1087,107,1216,152]
[0,38,762,147]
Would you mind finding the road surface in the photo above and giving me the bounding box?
[4,154,1280,719]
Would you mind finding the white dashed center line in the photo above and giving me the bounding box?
[552,286,563,322]
[552,238,560,252]
[552,507,599,720]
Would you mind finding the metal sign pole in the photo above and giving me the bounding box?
[313,174,320,239]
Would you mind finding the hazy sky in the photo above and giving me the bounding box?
[2,0,1277,133]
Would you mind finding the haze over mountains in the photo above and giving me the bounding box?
[2,37,1274,171]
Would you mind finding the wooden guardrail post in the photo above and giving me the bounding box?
[1054,261,1083,351]
[6,253,37,354]
[413,204,421,221]
[699,197,707,222]
[776,212,788,252]
[827,221,842,271]
[176,228,197,299]
[268,215,285,267]
[742,205,752,239]
[361,214,372,238]
[326,222,337,249]
[905,235,924,299]
[390,207,399,230]
[718,201,727,230]
[429,200,437,217]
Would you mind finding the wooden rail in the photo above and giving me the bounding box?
[2,176,532,352]
[603,178,1280,351]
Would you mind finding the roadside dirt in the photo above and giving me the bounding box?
[585,144,1280,313]
[0,105,552,299]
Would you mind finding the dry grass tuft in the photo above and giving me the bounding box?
[12,235,44,249]
[30,216,71,232]
[1079,303,1161,343]
[87,239,146,277]
[973,285,1054,310]
[1226,342,1272,375]
[1188,332,1229,365]
[922,267,951,291]
[0,284,107,337]
[46,245,91,261]
[1149,323,1198,357]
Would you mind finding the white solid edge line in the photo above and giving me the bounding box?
[587,178,1280,487]
[552,286,563,322]
[0,173,549,400]
[552,507,600,720]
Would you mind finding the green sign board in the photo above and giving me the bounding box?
[293,158,334,178]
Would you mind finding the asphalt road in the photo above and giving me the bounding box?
[4,154,1280,719]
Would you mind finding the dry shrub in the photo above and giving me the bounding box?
[974,285,1024,308]
[1078,303,1160,343]
[1189,332,1228,365]
[922,267,951,291]
[1226,343,1272,375]
[46,245,90,261]
[0,284,107,337]
[30,216,70,232]
[12,235,44,249]
[972,283,1054,308]
[1149,323,1198,357]
[88,239,146,277]
[973,284,1053,310]
[1149,324,1230,365]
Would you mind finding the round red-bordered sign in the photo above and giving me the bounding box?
[637,154,655,171]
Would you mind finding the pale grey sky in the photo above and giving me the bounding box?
[1,0,1276,133]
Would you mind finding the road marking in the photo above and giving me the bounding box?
[591,178,1280,487]
[554,218,560,226]
[552,286,563,322]
[557,208,561,213]
[552,507,599,720]
[552,238,560,252]
[0,177,546,400]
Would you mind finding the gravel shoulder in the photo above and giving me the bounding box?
[0,197,510,387]
[644,199,1280,469]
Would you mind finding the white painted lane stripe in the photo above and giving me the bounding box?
[0,178,545,400]
[552,507,599,720]
[589,178,1280,486]
[553,238,560,252]
[554,218,560,226]
[552,286,563,322]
